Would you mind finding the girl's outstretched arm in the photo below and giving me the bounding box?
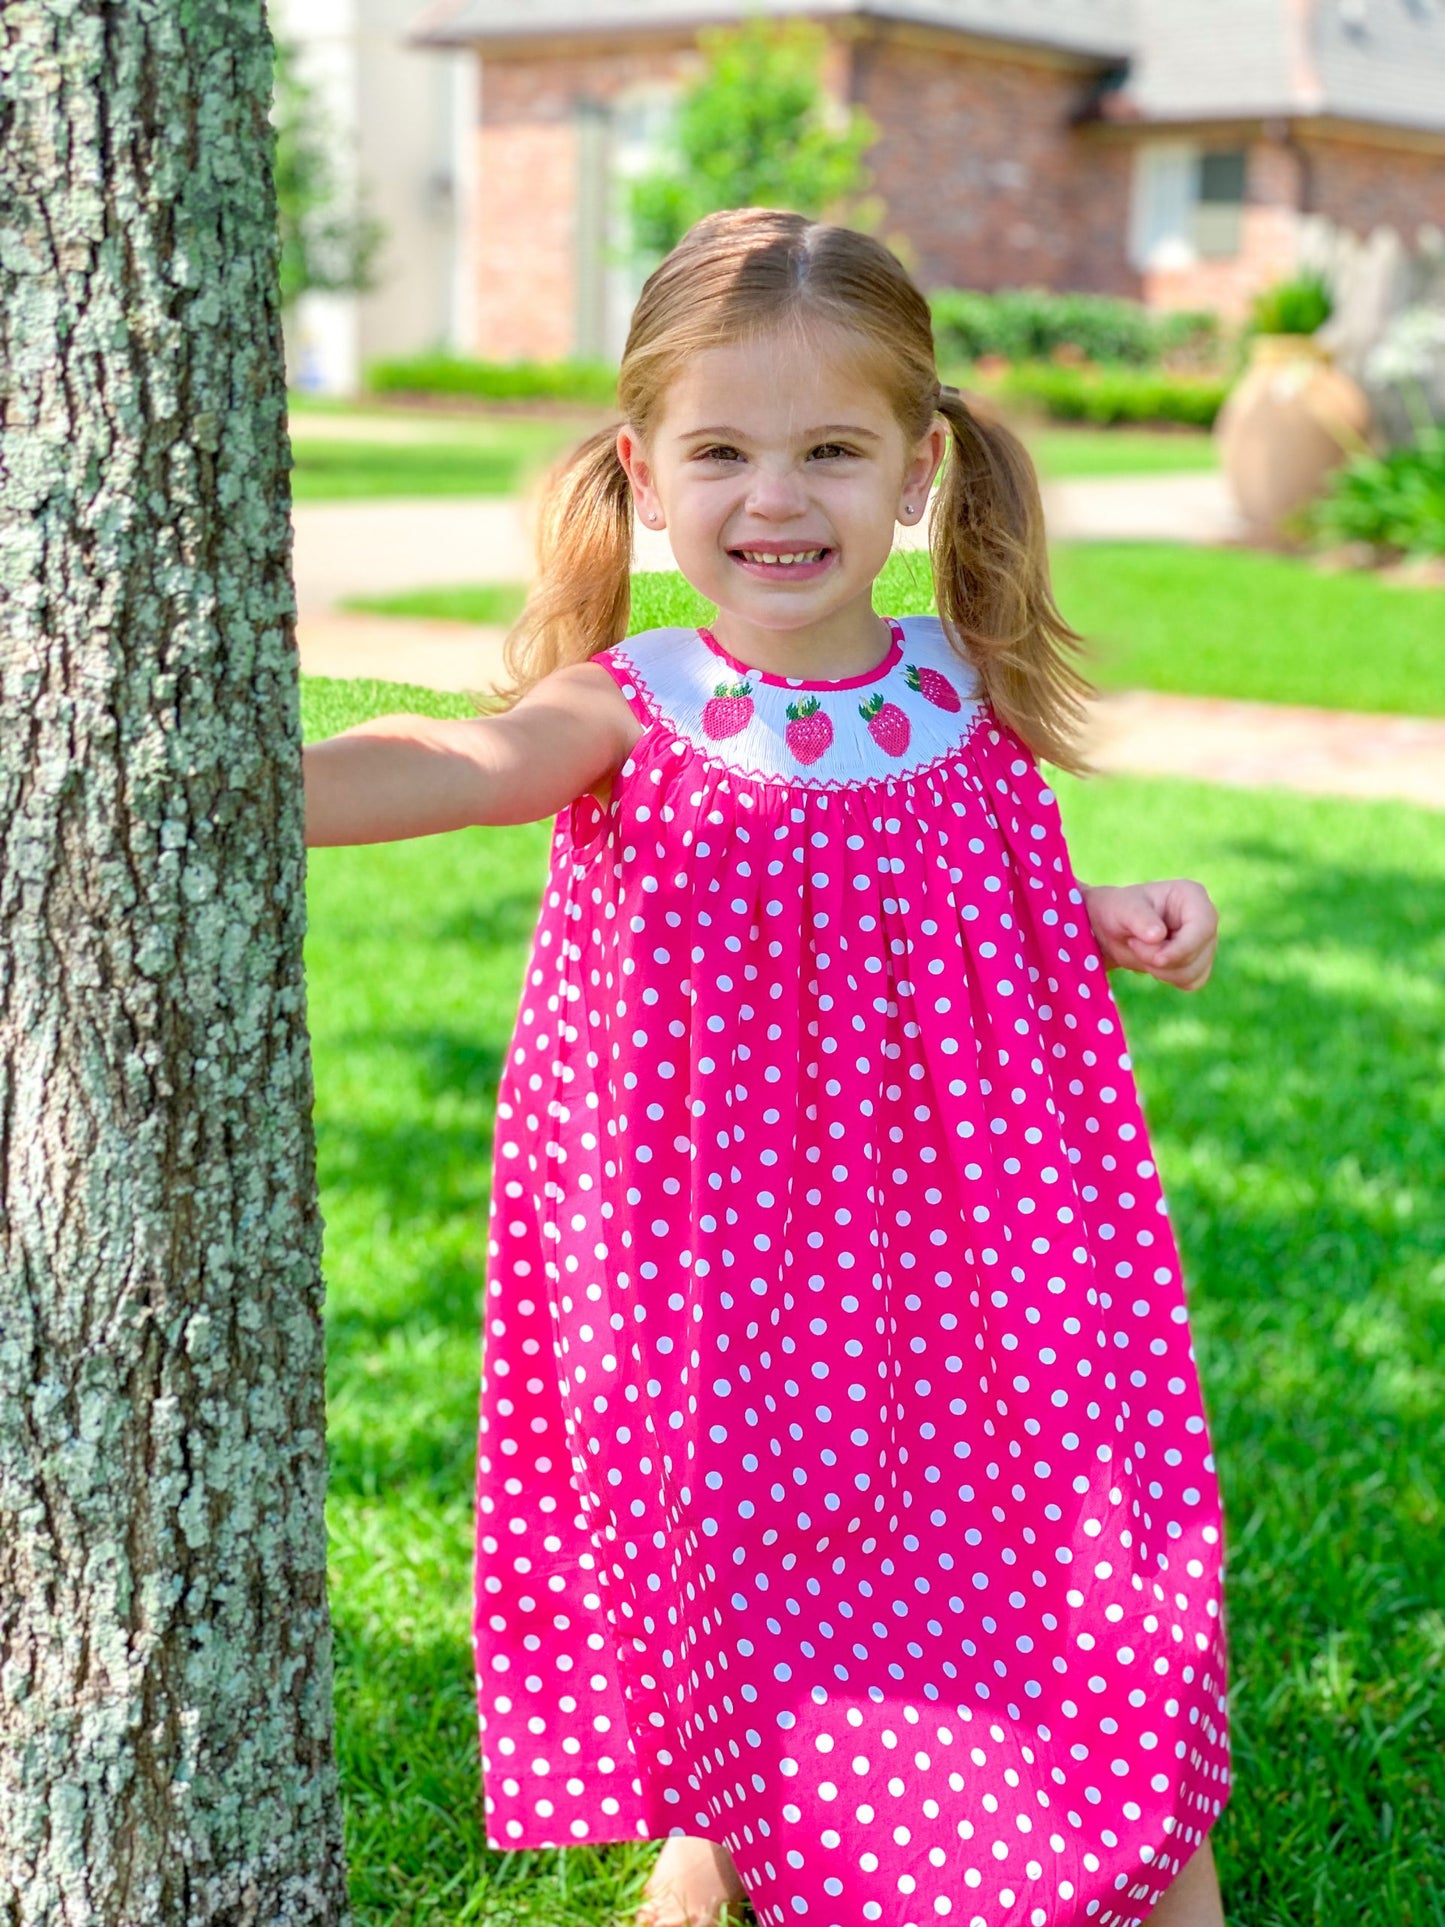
[303,662,635,847]
[1082,880,1219,992]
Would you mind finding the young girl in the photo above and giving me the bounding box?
[305,209,1230,1927]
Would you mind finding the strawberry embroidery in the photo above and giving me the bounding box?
[859,692,911,756]
[904,662,961,712]
[784,696,834,766]
[701,679,755,739]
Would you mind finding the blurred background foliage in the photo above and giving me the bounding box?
[272,35,384,310]
[626,19,877,258]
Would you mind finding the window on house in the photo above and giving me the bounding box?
[1195,151,1247,258]
[1130,144,1248,268]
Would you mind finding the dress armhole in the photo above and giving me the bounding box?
[592,646,661,729]
[567,648,659,833]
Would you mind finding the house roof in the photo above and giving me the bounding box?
[412,0,1445,136]
[1111,0,1445,134]
[410,0,1135,62]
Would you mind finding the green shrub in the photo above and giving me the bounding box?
[365,352,618,408]
[1248,272,1333,337]
[628,19,876,257]
[982,360,1229,429]
[930,287,1218,369]
[1309,431,1445,557]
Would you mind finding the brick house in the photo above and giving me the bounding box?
[410,0,1445,361]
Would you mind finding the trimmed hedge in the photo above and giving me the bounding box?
[930,287,1218,370]
[978,360,1230,429]
[365,352,619,408]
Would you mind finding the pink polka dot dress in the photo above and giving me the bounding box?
[473,615,1230,1926]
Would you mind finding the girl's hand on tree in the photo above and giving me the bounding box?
[1081,881,1219,992]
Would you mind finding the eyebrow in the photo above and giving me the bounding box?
[678,423,884,443]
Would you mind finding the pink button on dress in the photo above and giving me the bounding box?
[473,616,1230,1927]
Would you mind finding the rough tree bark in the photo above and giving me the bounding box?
[0,3,350,1922]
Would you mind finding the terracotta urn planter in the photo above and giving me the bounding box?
[1215,335,1375,538]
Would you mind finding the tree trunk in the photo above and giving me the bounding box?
[0,4,349,1922]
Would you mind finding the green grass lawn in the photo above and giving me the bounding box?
[338,548,1445,718]
[338,579,704,629]
[305,672,1445,1925]
[1052,543,1445,715]
[1024,424,1217,478]
[289,421,582,502]
[340,583,530,627]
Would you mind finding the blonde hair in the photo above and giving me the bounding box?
[494,207,1092,771]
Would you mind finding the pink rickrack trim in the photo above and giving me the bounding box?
[595,648,666,731]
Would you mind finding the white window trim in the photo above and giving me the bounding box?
[1129,141,1202,272]
[604,82,680,360]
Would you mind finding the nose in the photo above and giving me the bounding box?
[743,462,808,520]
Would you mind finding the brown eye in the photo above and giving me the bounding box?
[810,443,854,461]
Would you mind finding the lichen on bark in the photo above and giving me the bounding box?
[0,3,350,1921]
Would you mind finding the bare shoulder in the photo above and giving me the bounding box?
[526,658,645,809]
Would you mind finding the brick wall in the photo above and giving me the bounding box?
[476,111,578,361]
[1060,137,1139,297]
[1301,128,1445,239]
[852,33,1138,298]
[470,26,1135,358]
[474,42,700,361]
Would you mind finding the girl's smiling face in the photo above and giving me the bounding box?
[617,325,947,679]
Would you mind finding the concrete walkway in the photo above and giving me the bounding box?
[292,477,1445,812]
[1089,691,1445,810]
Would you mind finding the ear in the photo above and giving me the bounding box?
[897,419,950,524]
[616,424,665,530]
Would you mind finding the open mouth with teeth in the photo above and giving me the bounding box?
[729,546,835,578]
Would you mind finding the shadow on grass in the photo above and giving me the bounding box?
[315,1025,503,1205]
[331,1590,669,1927]
[433,890,548,953]
[331,1022,507,1109]
[315,1024,503,1500]
[1102,830,1445,1923]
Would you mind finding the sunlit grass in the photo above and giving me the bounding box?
[1051,542,1445,715]
[1025,424,1217,477]
[340,583,530,627]
[289,423,579,501]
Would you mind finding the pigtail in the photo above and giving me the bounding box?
[481,426,634,712]
[931,391,1094,775]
